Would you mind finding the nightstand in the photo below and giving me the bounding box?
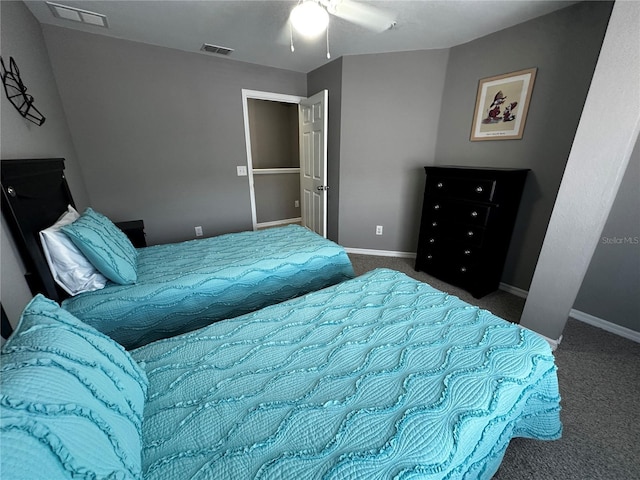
[115,220,147,248]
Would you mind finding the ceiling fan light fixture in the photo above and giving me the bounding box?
[290,1,329,38]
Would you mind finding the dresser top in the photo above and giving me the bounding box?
[426,165,530,172]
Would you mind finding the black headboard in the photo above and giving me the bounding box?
[1,303,13,341]
[1,158,75,302]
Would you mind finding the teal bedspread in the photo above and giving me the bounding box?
[131,268,562,480]
[62,225,354,349]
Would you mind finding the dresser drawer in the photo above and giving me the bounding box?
[423,197,491,226]
[418,247,479,284]
[419,243,480,263]
[426,175,496,203]
[421,223,485,248]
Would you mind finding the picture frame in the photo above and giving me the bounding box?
[470,67,537,141]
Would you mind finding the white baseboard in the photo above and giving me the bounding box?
[256,218,302,229]
[521,328,563,351]
[569,308,640,343]
[499,282,529,299]
[344,247,416,259]
[499,282,639,344]
[546,334,563,351]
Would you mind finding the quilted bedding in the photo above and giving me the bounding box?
[62,225,354,349]
[131,268,562,480]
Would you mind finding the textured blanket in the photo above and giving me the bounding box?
[132,268,562,479]
[63,225,354,349]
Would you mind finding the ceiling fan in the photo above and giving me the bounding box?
[288,0,396,58]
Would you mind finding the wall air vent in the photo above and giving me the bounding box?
[201,43,234,56]
[46,2,108,28]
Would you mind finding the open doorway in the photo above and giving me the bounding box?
[242,90,303,231]
[247,98,301,229]
[242,89,328,236]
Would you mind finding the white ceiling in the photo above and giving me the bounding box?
[25,0,577,73]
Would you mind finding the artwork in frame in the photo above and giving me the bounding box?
[470,67,537,141]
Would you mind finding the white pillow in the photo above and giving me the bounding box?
[39,205,108,295]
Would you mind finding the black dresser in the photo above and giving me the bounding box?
[415,166,528,298]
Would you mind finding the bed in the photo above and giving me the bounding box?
[0,268,562,479]
[1,158,355,349]
[61,224,355,349]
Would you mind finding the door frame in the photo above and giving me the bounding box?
[241,89,305,231]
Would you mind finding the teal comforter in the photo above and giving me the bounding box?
[62,225,354,349]
[132,268,562,479]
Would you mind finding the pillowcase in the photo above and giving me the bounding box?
[39,205,109,296]
[0,294,148,479]
[62,208,138,285]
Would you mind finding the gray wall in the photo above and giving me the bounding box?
[338,49,450,252]
[573,138,640,332]
[254,174,300,223]
[0,1,90,325]
[434,0,613,290]
[42,25,306,245]
[248,99,298,169]
[307,58,343,243]
[520,0,639,340]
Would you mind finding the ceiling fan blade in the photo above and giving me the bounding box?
[328,0,395,32]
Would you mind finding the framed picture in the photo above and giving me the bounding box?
[470,67,537,141]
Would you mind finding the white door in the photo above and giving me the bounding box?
[299,90,328,237]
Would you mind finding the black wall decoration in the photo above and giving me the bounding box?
[1,56,46,126]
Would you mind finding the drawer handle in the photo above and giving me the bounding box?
[464,249,471,255]
[429,238,435,244]
[467,230,474,237]
[471,211,478,217]
[427,254,433,260]
[431,221,438,227]
[436,182,444,188]
[433,204,440,210]
[475,186,484,193]
[460,267,467,273]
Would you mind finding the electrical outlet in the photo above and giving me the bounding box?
[376,225,383,236]
[236,165,247,176]
[294,200,300,208]
[195,226,203,237]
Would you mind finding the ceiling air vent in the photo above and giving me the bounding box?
[46,2,108,28]
[201,43,234,56]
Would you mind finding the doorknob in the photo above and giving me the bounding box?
[317,185,330,191]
